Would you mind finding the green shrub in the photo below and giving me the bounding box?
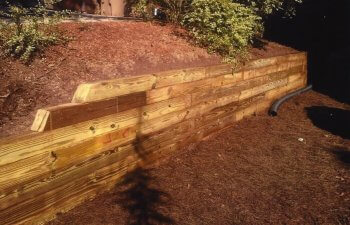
[130,0,154,19]
[152,0,191,23]
[0,2,68,62]
[128,0,191,23]
[235,0,303,17]
[183,0,262,62]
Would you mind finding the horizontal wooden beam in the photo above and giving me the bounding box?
[71,53,306,103]
[0,52,308,225]
[72,74,157,103]
[31,92,147,132]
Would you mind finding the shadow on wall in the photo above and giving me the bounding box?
[264,0,350,104]
[108,92,175,225]
[305,106,350,140]
[115,167,174,225]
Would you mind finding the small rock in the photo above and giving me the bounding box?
[298,138,304,142]
[336,176,345,181]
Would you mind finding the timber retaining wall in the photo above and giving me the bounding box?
[0,52,307,225]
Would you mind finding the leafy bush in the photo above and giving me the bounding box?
[0,1,68,62]
[128,0,191,23]
[235,0,303,17]
[153,0,191,23]
[130,0,154,19]
[183,0,262,61]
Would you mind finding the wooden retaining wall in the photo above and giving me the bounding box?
[0,52,307,225]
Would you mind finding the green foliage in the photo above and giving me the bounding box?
[235,0,303,17]
[152,0,191,23]
[0,1,68,62]
[128,0,191,23]
[183,0,262,62]
[130,0,153,20]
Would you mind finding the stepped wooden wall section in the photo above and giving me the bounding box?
[0,52,307,225]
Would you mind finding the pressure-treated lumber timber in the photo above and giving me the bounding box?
[138,120,194,151]
[239,78,289,101]
[243,52,306,71]
[31,63,302,134]
[0,59,306,186]
[0,145,140,225]
[0,151,52,195]
[148,62,302,104]
[1,130,206,225]
[154,67,207,88]
[31,92,192,133]
[204,64,233,78]
[242,59,303,80]
[0,125,139,196]
[1,67,304,191]
[0,52,308,225]
[31,92,147,132]
[0,108,141,166]
[70,53,306,104]
[265,77,305,100]
[1,89,261,196]
[72,74,157,103]
[0,95,194,167]
[288,73,303,83]
[147,76,214,104]
[192,65,302,106]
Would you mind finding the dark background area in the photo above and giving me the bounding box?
[264,0,350,104]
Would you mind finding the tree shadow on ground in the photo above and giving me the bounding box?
[115,167,174,225]
[264,0,350,104]
[331,148,350,167]
[305,106,350,139]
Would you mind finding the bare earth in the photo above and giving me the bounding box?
[0,21,297,138]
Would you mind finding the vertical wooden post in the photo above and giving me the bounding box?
[101,0,125,16]
[111,0,126,16]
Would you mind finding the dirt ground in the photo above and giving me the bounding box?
[0,21,297,138]
[48,91,350,225]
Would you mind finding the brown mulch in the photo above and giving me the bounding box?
[48,91,350,225]
[0,21,297,138]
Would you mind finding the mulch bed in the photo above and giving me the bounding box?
[48,91,350,225]
[0,21,297,138]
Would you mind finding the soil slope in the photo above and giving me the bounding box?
[0,21,296,137]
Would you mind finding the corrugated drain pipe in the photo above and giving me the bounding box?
[268,85,313,116]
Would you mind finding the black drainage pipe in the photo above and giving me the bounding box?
[269,84,313,116]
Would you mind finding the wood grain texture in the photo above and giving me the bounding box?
[243,52,306,71]
[205,64,233,78]
[0,145,140,225]
[0,52,308,225]
[72,74,156,103]
[1,96,192,166]
[69,52,306,104]
[154,67,206,88]
[242,60,303,80]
